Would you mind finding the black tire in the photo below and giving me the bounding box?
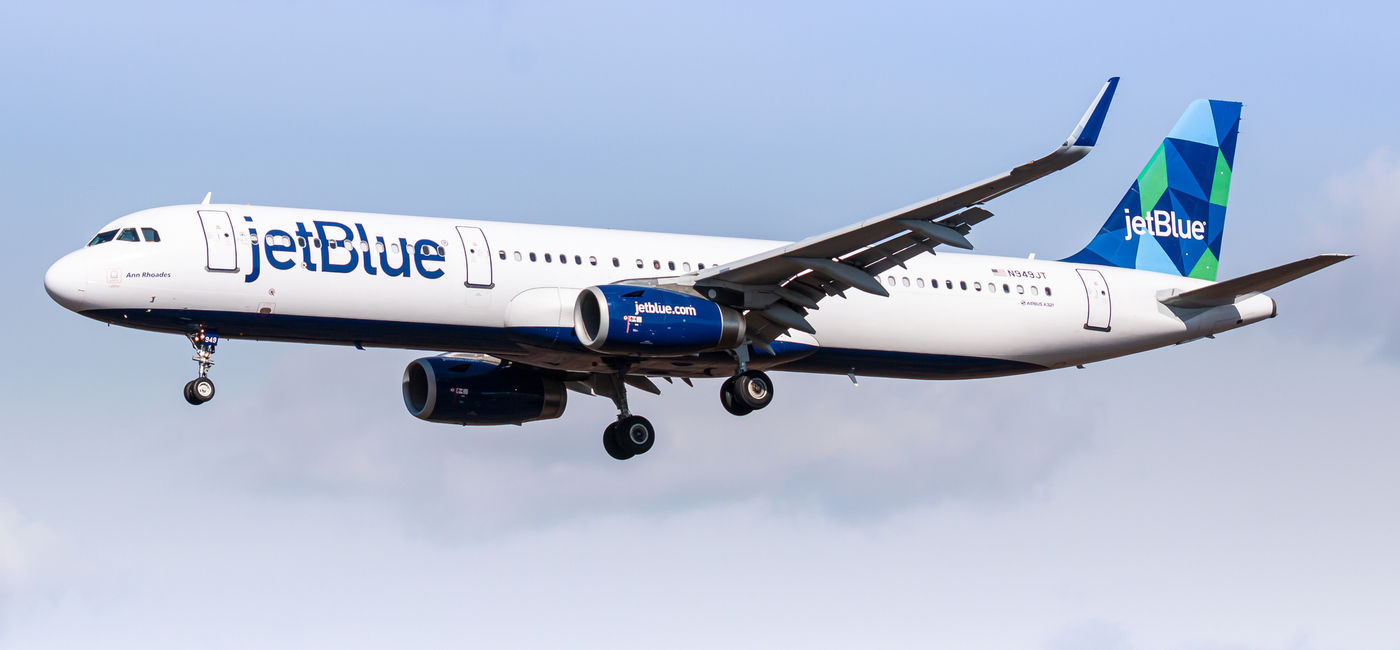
[734,370,774,410]
[603,422,633,460]
[720,377,753,416]
[191,377,216,404]
[183,380,200,405]
[615,415,655,456]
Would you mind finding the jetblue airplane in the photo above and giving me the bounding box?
[44,79,1348,460]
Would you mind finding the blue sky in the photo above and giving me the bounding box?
[3,1,1398,648]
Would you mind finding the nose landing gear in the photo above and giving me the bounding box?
[183,330,219,405]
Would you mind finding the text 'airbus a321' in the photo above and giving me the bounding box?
[45,78,1349,460]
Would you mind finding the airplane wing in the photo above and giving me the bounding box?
[669,77,1120,344]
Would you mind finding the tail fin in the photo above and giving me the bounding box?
[1061,99,1242,280]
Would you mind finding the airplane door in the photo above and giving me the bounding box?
[198,210,238,272]
[456,226,494,288]
[1076,268,1111,331]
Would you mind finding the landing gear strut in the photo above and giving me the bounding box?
[599,369,655,461]
[183,329,219,405]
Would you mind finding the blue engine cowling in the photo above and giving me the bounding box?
[402,357,567,425]
[573,285,745,355]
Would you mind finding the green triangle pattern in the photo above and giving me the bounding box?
[1209,149,1232,207]
[1188,246,1218,280]
[1138,144,1169,217]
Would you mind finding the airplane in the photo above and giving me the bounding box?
[44,78,1349,460]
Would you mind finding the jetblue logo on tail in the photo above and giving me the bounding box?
[1122,209,1206,241]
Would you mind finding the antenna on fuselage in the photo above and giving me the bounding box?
[201,192,212,205]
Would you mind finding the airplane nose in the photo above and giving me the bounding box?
[44,253,89,311]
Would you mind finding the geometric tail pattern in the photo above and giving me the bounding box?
[1061,99,1242,280]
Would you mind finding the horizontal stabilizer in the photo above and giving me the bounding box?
[1160,254,1352,308]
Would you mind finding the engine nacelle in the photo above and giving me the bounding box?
[573,285,745,355]
[402,357,567,426]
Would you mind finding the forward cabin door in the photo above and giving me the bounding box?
[1076,268,1111,331]
[197,210,238,272]
[456,226,494,288]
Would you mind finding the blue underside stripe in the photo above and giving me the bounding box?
[81,308,1048,380]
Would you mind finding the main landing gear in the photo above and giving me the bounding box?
[599,370,655,461]
[719,369,774,416]
[183,329,219,405]
[719,346,774,416]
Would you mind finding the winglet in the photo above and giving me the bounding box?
[1065,77,1120,148]
[201,191,212,205]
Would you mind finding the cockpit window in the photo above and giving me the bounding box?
[88,230,118,246]
[116,228,140,242]
[141,228,160,242]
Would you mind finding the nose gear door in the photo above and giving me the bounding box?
[197,210,239,272]
[1076,268,1112,331]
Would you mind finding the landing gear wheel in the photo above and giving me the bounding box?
[720,377,754,416]
[603,422,634,461]
[612,415,655,457]
[734,370,773,410]
[190,377,215,403]
[183,380,200,405]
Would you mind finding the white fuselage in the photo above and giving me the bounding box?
[44,204,1277,381]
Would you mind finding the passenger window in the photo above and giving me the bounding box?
[498,250,506,260]
[558,253,566,264]
[916,278,925,288]
[886,276,896,287]
[612,257,620,267]
[313,238,321,248]
[974,282,982,292]
[377,241,386,253]
[297,236,307,248]
[329,240,338,249]
[1044,287,1052,296]
[117,228,140,242]
[988,282,996,293]
[636,259,644,269]
[653,260,661,270]
[514,251,522,261]
[901,277,910,287]
[698,263,705,270]
[1003,283,1010,293]
[437,245,445,256]
[930,278,937,288]
[668,261,676,271]
[391,242,400,254]
[589,256,598,266]
[529,252,537,262]
[544,253,552,262]
[250,234,260,245]
[141,227,160,242]
[359,241,369,252]
[960,281,967,290]
[1017,285,1024,294]
[946,280,953,289]
[88,230,117,246]
[1031,286,1039,296]
[683,262,692,272]
[575,255,583,265]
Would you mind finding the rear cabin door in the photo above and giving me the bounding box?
[456,226,494,288]
[198,210,238,272]
[1076,268,1111,331]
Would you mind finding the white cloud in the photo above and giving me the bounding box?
[0,503,57,586]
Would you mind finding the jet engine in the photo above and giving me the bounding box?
[573,285,745,355]
[402,357,567,425]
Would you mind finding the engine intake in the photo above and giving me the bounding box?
[574,285,744,355]
[402,357,567,426]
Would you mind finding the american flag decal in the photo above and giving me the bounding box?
[991,268,1007,277]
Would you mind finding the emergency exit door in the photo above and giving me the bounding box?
[1076,268,1112,331]
[456,226,494,288]
[198,210,238,272]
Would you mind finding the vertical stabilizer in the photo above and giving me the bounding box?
[1062,99,1242,280]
